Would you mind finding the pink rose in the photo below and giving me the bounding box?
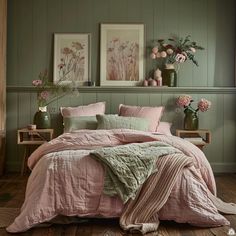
[175,53,186,63]
[155,52,161,58]
[166,48,173,55]
[150,53,156,59]
[32,80,42,86]
[40,91,49,100]
[160,51,167,58]
[198,99,211,112]
[152,47,158,54]
[176,95,192,107]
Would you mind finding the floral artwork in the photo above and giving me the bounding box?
[54,34,91,85]
[100,24,144,86]
[106,37,139,82]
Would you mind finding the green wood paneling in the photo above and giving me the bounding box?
[6,93,19,171]
[32,0,48,80]
[110,94,125,114]
[5,89,236,173]
[5,0,236,173]
[17,0,33,86]
[178,0,193,87]
[223,94,236,163]
[61,0,78,32]
[7,0,19,86]
[207,0,216,87]
[192,0,208,87]
[6,0,236,87]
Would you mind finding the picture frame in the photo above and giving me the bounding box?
[53,33,91,86]
[100,23,145,86]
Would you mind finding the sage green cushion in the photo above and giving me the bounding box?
[96,114,149,131]
[63,116,97,132]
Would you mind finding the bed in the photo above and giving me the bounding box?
[6,102,236,234]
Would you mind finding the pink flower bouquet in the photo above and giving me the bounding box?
[32,69,76,107]
[176,95,211,113]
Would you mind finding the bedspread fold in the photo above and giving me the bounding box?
[120,153,193,234]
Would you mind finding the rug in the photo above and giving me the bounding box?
[0,207,20,228]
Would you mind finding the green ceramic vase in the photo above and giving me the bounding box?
[162,64,177,87]
[184,109,199,130]
[33,107,51,129]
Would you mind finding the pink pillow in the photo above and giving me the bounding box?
[118,104,164,132]
[61,102,106,117]
[156,122,172,136]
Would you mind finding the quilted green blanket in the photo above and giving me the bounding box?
[90,141,181,203]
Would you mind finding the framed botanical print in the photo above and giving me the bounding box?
[100,23,145,86]
[53,33,91,85]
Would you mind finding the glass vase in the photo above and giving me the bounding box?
[162,64,177,87]
[33,106,51,129]
[184,109,199,130]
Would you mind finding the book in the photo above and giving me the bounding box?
[183,137,204,142]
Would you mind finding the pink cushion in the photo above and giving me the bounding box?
[61,102,106,117]
[118,104,164,132]
[156,122,172,136]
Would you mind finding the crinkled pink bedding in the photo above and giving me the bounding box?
[7,129,229,233]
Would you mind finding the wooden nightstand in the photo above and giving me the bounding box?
[17,128,54,175]
[175,129,211,150]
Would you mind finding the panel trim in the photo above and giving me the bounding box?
[6,86,236,94]
[211,163,236,173]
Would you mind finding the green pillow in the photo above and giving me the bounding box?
[96,114,149,131]
[63,116,97,132]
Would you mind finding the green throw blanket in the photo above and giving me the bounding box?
[90,141,182,203]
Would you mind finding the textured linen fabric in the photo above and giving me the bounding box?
[156,121,173,135]
[118,104,164,132]
[60,102,106,117]
[6,129,232,233]
[96,114,149,131]
[63,116,97,132]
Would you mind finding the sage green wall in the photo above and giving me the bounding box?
[7,0,236,86]
[6,0,236,173]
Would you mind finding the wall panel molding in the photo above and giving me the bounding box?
[7,86,236,94]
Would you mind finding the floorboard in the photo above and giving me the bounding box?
[0,174,235,236]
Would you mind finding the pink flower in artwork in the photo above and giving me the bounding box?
[58,63,65,69]
[61,47,72,55]
[198,98,211,112]
[72,41,83,50]
[32,80,42,86]
[176,95,192,107]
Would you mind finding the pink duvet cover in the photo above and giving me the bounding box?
[7,129,230,233]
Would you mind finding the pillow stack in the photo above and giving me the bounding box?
[60,102,172,135]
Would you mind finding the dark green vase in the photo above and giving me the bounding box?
[162,64,177,87]
[184,109,199,130]
[33,107,51,129]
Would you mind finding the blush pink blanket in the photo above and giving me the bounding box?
[6,129,230,233]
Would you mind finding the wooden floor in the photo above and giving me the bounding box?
[0,174,236,236]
